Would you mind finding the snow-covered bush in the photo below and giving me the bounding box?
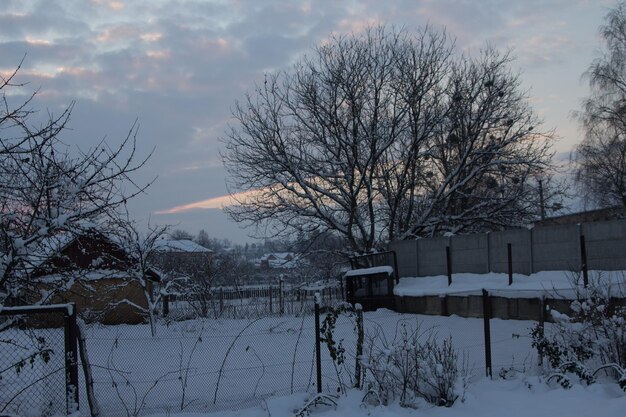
[531,272,626,390]
[362,323,468,408]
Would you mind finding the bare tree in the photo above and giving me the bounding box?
[575,2,626,209]
[169,229,194,240]
[0,62,152,306]
[108,215,182,336]
[223,26,558,251]
[394,47,557,238]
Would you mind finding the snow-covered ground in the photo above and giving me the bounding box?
[3,304,625,416]
[143,378,626,417]
[3,310,536,416]
[394,270,626,298]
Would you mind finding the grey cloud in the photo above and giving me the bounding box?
[0,0,606,240]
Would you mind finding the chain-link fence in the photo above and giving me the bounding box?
[72,289,547,416]
[0,292,556,416]
[77,294,340,417]
[165,284,344,320]
[0,304,78,417]
[312,294,540,400]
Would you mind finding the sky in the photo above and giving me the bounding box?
[0,0,618,244]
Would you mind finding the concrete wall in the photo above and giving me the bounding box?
[395,294,576,321]
[531,224,580,272]
[582,220,626,270]
[451,234,489,274]
[391,240,418,278]
[417,237,449,277]
[488,229,532,275]
[391,219,626,278]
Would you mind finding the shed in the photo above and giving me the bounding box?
[344,251,399,311]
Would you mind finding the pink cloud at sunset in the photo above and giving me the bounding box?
[155,190,256,214]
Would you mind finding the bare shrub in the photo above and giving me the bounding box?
[362,322,468,408]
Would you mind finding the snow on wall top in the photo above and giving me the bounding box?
[344,265,394,277]
[393,270,626,299]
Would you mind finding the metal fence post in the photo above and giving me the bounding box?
[162,294,169,318]
[269,285,273,314]
[314,292,322,393]
[279,278,284,315]
[580,235,589,288]
[354,304,364,389]
[219,287,224,316]
[538,297,546,367]
[64,303,79,414]
[507,243,513,286]
[482,289,492,378]
[446,246,452,286]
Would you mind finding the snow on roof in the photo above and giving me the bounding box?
[260,252,296,261]
[344,265,394,277]
[154,239,213,253]
[26,233,77,269]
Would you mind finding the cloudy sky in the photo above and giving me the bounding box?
[0,0,616,243]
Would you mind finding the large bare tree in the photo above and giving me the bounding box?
[223,26,557,252]
[0,62,152,306]
[575,2,626,209]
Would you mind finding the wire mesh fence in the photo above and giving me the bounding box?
[164,284,344,320]
[0,305,78,417]
[1,292,552,417]
[313,296,540,397]
[76,295,341,417]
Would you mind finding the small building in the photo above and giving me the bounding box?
[151,237,213,281]
[258,252,300,270]
[344,251,399,311]
[24,230,162,325]
[533,206,625,227]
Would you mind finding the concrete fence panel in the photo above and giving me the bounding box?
[487,229,532,275]
[391,219,626,278]
[450,234,489,274]
[531,224,580,272]
[417,237,449,277]
[389,240,418,277]
[582,220,626,271]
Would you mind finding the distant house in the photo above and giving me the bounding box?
[533,206,625,227]
[150,237,213,281]
[258,252,300,270]
[23,230,162,325]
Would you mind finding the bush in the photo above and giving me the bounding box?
[361,323,468,408]
[531,272,626,390]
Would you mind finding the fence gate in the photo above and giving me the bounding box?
[0,303,78,416]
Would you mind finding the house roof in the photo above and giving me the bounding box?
[260,252,295,261]
[31,230,163,282]
[533,206,625,227]
[153,238,213,253]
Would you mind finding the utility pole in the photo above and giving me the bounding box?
[538,178,546,220]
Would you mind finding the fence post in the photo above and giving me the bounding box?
[446,246,452,286]
[219,287,224,316]
[580,235,589,288]
[538,297,546,367]
[64,303,79,414]
[507,243,513,286]
[354,304,364,389]
[314,293,323,393]
[269,285,273,314]
[279,278,284,315]
[482,289,492,378]
[162,294,169,318]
